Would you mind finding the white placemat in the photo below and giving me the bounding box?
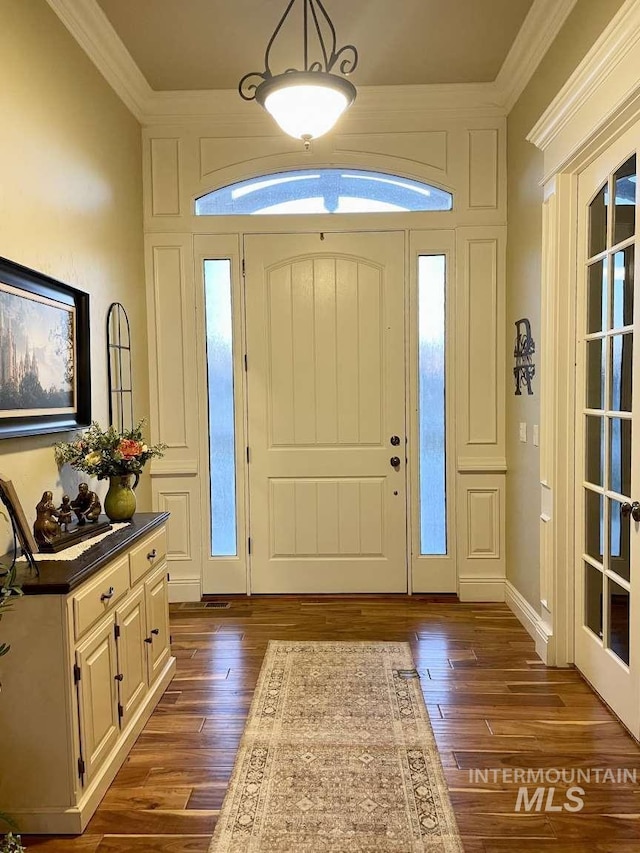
[18,523,130,562]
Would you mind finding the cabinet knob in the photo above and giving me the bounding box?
[144,636,153,644]
[151,628,160,636]
[100,586,115,602]
[114,673,124,682]
[147,549,157,561]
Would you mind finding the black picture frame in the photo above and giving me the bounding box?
[0,256,91,439]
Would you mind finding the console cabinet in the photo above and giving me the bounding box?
[0,513,175,834]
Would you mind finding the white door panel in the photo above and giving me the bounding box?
[245,231,407,593]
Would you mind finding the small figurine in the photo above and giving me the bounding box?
[71,482,102,524]
[33,490,62,547]
[57,494,73,532]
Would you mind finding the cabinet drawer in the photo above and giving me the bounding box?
[73,556,129,640]
[129,528,167,587]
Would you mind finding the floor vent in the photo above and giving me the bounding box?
[205,601,231,609]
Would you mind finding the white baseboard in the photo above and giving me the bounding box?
[168,578,202,602]
[457,578,506,602]
[505,580,552,663]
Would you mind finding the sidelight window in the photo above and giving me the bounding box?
[418,255,447,555]
[204,260,237,557]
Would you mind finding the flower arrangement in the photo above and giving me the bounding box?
[54,420,166,484]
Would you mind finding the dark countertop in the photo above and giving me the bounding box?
[12,512,170,595]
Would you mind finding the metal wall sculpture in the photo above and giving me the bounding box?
[513,318,535,396]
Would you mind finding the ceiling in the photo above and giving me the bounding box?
[94,0,535,92]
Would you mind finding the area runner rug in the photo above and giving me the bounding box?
[209,641,463,853]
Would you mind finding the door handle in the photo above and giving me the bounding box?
[390,456,401,469]
[621,501,640,521]
[390,435,401,446]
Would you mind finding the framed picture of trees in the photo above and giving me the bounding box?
[0,256,90,439]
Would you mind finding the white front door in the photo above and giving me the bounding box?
[575,127,640,737]
[245,231,407,593]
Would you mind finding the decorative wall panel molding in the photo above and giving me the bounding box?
[200,137,302,179]
[151,477,201,585]
[146,237,199,457]
[467,488,500,558]
[457,232,504,449]
[150,460,199,477]
[457,457,507,474]
[468,129,499,209]
[150,139,181,216]
[156,491,192,560]
[334,132,448,174]
[149,246,189,448]
[456,472,506,599]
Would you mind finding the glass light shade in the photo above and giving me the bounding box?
[256,73,356,141]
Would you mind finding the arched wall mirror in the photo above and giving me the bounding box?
[106,302,134,432]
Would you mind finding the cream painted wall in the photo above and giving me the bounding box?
[506,0,625,611]
[0,0,147,551]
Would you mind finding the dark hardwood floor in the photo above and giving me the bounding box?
[22,596,640,852]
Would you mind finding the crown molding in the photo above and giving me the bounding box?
[527,0,640,153]
[46,0,564,126]
[45,0,152,120]
[495,0,578,112]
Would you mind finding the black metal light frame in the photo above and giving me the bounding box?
[239,0,358,110]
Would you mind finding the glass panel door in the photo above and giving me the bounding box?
[576,144,640,738]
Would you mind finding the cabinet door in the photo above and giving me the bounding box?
[144,564,171,684]
[75,615,119,785]
[115,586,148,728]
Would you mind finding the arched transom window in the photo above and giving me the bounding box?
[195,169,453,216]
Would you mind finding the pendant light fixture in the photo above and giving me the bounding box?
[239,0,358,148]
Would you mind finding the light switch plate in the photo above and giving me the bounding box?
[519,422,527,443]
[533,424,539,446]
